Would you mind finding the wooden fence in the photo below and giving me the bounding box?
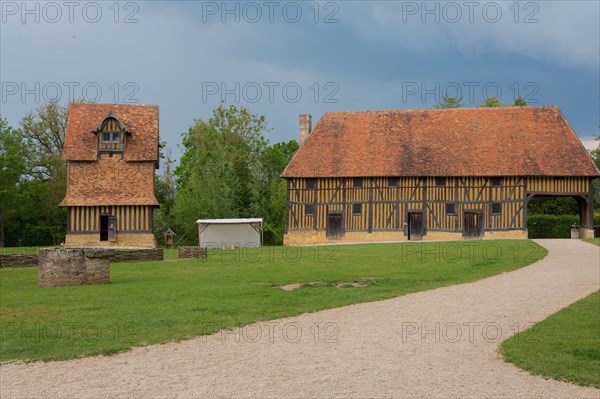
[0,249,165,268]
[178,246,208,259]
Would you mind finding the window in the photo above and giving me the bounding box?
[305,203,315,216]
[388,177,399,187]
[306,178,316,189]
[95,112,128,153]
[352,203,362,215]
[491,177,502,187]
[446,203,456,216]
[101,132,122,144]
[353,178,362,188]
[436,177,446,187]
[491,203,502,215]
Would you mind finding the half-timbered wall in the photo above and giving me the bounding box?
[286,176,592,234]
[67,205,153,234]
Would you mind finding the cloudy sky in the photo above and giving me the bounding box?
[1,0,599,160]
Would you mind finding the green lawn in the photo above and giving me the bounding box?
[582,238,600,246]
[500,291,600,388]
[0,240,546,362]
[0,247,43,255]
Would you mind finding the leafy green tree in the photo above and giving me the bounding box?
[0,118,28,247]
[591,134,600,211]
[153,149,177,245]
[512,97,527,106]
[434,93,463,109]
[172,104,298,245]
[527,196,579,216]
[251,140,299,243]
[20,101,67,181]
[173,104,270,244]
[0,102,69,247]
[479,96,505,107]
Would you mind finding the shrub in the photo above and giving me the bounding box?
[527,215,579,238]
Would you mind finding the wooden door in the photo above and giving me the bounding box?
[463,211,483,239]
[408,211,423,241]
[326,211,344,239]
[108,215,117,242]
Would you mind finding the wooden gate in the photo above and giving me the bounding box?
[407,211,424,241]
[108,215,117,242]
[463,211,484,239]
[326,211,344,239]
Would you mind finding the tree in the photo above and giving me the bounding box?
[0,102,69,247]
[20,101,67,181]
[512,97,527,106]
[0,118,28,247]
[479,96,505,107]
[172,104,271,244]
[434,93,463,109]
[591,133,600,211]
[252,140,299,243]
[153,149,177,245]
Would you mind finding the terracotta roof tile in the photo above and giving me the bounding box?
[63,103,159,161]
[282,106,599,178]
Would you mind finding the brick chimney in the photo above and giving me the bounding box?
[299,114,312,146]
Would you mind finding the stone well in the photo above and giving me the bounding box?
[38,248,115,287]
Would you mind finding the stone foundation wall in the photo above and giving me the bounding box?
[579,228,595,239]
[38,248,114,287]
[64,233,156,248]
[284,229,529,246]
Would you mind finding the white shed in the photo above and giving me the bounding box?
[196,218,263,249]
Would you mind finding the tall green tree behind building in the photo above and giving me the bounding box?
[172,104,297,245]
[0,101,68,247]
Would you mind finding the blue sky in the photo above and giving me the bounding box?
[1,0,599,161]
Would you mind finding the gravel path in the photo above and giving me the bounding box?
[1,239,599,398]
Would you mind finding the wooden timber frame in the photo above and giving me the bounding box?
[67,205,154,235]
[285,176,595,238]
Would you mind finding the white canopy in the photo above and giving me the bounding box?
[196,219,263,248]
[196,218,263,224]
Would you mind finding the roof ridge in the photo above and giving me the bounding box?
[323,105,557,115]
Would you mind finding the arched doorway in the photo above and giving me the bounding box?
[525,193,594,238]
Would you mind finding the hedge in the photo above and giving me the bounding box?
[527,214,600,238]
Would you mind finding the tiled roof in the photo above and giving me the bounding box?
[281,106,599,178]
[60,158,159,207]
[63,103,159,161]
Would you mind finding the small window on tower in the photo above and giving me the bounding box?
[353,203,362,215]
[388,177,399,187]
[95,112,128,153]
[353,178,362,188]
[446,203,456,216]
[306,178,316,189]
[491,177,502,187]
[436,177,446,187]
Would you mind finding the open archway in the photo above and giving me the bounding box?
[526,193,594,238]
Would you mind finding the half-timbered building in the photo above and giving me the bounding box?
[281,106,599,245]
[60,103,160,247]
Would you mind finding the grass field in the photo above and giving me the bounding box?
[582,238,600,246]
[0,240,546,362]
[500,291,600,388]
[0,247,43,255]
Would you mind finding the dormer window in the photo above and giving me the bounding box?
[93,111,129,153]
